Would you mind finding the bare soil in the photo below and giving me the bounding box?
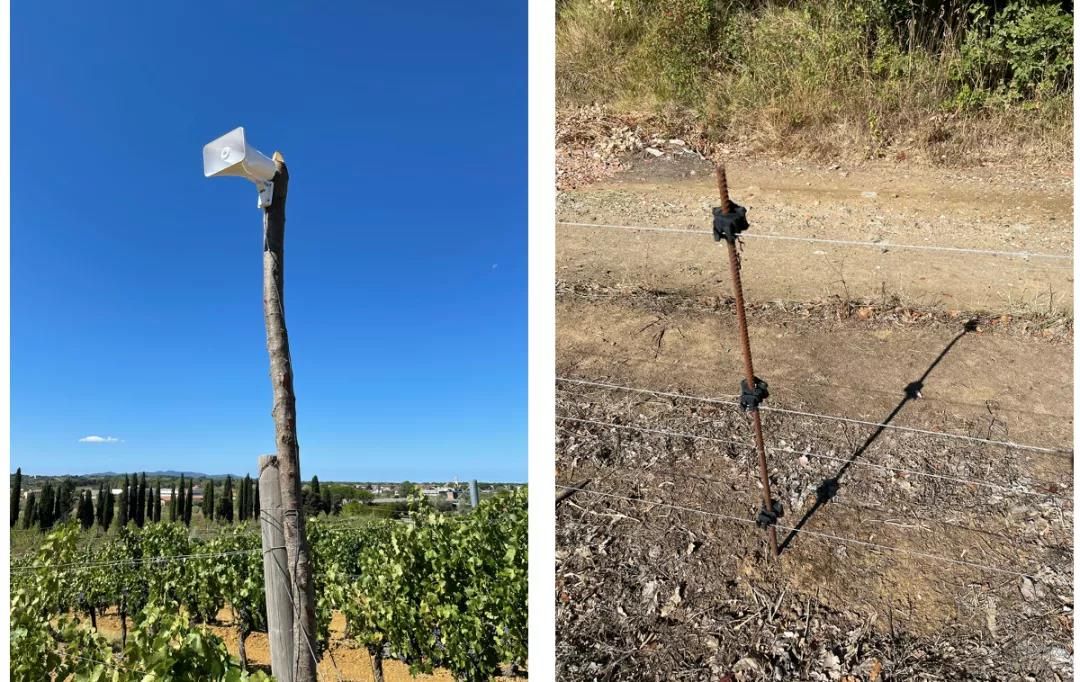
[555,155,1073,680]
[557,157,1073,314]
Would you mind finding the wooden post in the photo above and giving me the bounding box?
[259,455,295,682]
[262,153,319,681]
[469,480,479,508]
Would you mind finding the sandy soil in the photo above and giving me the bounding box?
[557,157,1073,313]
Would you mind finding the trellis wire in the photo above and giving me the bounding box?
[555,484,1040,578]
[557,414,1067,500]
[11,547,262,574]
[556,376,1071,455]
[556,221,1073,262]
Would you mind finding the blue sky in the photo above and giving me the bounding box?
[11,3,526,482]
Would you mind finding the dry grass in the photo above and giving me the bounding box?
[556,0,1072,167]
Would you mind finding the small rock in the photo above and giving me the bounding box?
[645,147,663,157]
[660,583,684,618]
[861,191,878,199]
[1021,577,1037,601]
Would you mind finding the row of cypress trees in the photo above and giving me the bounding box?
[12,472,261,532]
[15,476,79,531]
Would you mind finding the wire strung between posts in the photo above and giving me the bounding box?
[554,484,1040,579]
[10,516,409,565]
[556,221,1074,262]
[10,548,262,574]
[550,345,1071,422]
[556,415,1067,501]
[63,652,146,677]
[556,376,1072,455]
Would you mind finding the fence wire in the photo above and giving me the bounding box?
[555,484,1042,579]
[557,376,1072,455]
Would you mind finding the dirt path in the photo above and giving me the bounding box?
[557,157,1073,313]
[554,159,1073,680]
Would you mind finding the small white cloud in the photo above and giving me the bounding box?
[79,435,121,444]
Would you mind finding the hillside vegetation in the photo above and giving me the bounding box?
[556,0,1072,165]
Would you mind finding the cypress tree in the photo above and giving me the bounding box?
[128,473,138,523]
[11,467,21,528]
[38,484,55,531]
[248,477,256,519]
[58,478,76,522]
[135,473,145,527]
[219,475,234,523]
[204,480,215,523]
[95,484,104,528]
[169,483,177,522]
[237,477,245,522]
[241,476,251,522]
[89,490,97,528]
[132,472,140,520]
[23,492,36,530]
[145,479,154,524]
[121,474,129,519]
[253,483,260,520]
[321,486,333,516]
[118,483,129,528]
[154,481,162,522]
[104,490,115,529]
[78,491,92,530]
[184,480,194,526]
[178,475,186,524]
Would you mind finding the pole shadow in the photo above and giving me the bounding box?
[777,319,978,555]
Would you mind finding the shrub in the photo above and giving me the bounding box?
[953,2,1073,106]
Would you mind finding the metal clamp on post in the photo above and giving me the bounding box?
[755,499,784,529]
[712,202,750,242]
[739,376,769,412]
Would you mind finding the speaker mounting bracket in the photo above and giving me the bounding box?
[257,180,274,209]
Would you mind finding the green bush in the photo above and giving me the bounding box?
[556,0,1071,161]
[630,0,714,102]
[954,2,1073,106]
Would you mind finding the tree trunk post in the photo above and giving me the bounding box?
[259,455,296,682]
[262,154,319,680]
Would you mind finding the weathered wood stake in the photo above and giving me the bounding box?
[262,154,319,681]
[259,454,295,682]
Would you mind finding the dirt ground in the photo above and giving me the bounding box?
[555,153,1073,680]
[91,607,515,682]
[557,156,1072,315]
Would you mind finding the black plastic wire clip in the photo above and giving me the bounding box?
[712,202,750,242]
[756,499,784,529]
[739,377,769,412]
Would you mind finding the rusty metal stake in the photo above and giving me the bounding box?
[716,166,779,560]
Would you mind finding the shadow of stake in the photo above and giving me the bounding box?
[777,319,978,555]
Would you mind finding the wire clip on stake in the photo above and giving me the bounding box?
[740,377,769,412]
[712,203,750,242]
[756,500,784,529]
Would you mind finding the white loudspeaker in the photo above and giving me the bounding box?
[203,127,277,208]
